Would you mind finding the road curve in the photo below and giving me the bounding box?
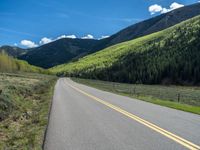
[44,78,200,150]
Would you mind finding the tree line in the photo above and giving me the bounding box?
[0,52,49,74]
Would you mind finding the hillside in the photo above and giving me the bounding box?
[19,38,101,68]
[0,46,26,57]
[95,3,200,50]
[19,3,200,69]
[51,15,200,85]
[0,53,48,74]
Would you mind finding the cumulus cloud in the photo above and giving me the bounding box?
[170,2,184,10]
[39,37,53,45]
[149,2,184,15]
[66,35,77,39]
[81,34,94,39]
[39,35,77,45]
[99,35,110,40]
[20,33,95,48]
[20,40,38,48]
[149,4,163,15]
[161,8,170,14]
[57,34,77,40]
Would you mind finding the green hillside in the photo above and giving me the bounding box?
[51,15,200,85]
[0,53,48,74]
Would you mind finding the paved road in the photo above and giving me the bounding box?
[44,78,200,150]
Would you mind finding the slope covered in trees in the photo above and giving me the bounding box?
[51,15,200,85]
[0,53,48,73]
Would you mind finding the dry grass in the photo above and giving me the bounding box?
[0,73,57,149]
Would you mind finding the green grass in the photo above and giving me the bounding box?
[0,73,57,149]
[72,78,200,115]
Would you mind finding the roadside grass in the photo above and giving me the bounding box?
[0,72,57,149]
[72,78,200,115]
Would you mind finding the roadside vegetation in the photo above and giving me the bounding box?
[52,15,200,85]
[73,78,200,115]
[0,73,57,149]
[0,52,49,74]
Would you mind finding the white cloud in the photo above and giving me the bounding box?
[39,35,77,46]
[39,37,53,45]
[149,2,184,15]
[149,4,163,15]
[19,33,95,48]
[20,40,38,48]
[170,2,184,10]
[99,35,110,40]
[57,34,77,40]
[81,34,94,39]
[39,35,77,45]
[66,35,77,39]
[161,8,170,14]
[14,43,18,46]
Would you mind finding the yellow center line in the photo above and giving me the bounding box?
[65,80,200,150]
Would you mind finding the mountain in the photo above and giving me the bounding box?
[93,3,200,50]
[20,3,200,69]
[50,15,200,85]
[19,38,101,69]
[0,46,26,57]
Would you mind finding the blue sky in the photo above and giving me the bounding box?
[0,0,198,48]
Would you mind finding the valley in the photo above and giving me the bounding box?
[1,2,200,149]
[2,3,199,69]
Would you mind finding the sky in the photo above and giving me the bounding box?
[0,0,199,48]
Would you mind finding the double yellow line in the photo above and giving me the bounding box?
[66,81,200,150]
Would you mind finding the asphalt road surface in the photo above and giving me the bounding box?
[44,78,200,150]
